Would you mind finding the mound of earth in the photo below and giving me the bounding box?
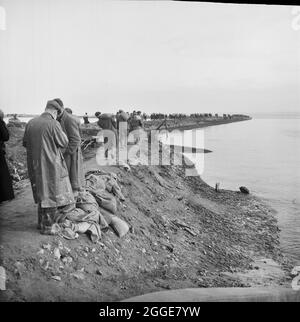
[0,151,292,301]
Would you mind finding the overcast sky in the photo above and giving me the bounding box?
[0,0,299,116]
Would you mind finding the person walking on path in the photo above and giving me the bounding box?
[83,113,90,124]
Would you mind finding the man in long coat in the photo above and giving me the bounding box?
[116,110,129,159]
[54,98,84,194]
[0,109,14,203]
[95,112,118,159]
[23,100,75,232]
[116,110,129,130]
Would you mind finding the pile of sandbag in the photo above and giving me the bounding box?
[84,170,129,238]
[85,170,125,201]
[59,191,109,242]
[42,170,129,242]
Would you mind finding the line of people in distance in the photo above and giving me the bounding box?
[93,110,144,133]
[92,110,144,160]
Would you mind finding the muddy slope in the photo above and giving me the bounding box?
[0,154,291,302]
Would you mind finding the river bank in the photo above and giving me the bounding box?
[0,119,294,302]
[199,118,300,265]
[143,115,252,132]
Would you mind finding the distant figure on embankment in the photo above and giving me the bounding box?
[8,114,22,127]
[83,113,90,124]
[95,111,118,159]
[10,114,20,122]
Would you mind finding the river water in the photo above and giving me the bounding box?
[195,118,299,265]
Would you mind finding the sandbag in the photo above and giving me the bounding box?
[65,208,87,222]
[75,190,109,228]
[98,212,110,231]
[53,203,77,223]
[85,174,106,191]
[61,227,79,240]
[87,223,102,243]
[109,215,129,238]
[73,221,91,233]
[61,219,102,243]
[76,190,99,213]
[98,207,114,225]
[74,221,102,242]
[85,170,125,202]
[106,178,125,201]
[91,190,117,214]
[68,208,108,230]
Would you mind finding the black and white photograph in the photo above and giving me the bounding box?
[0,0,300,306]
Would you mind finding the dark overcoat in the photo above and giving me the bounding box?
[59,110,84,190]
[23,112,74,208]
[0,119,14,203]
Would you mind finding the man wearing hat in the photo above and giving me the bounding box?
[23,100,75,233]
[54,98,84,196]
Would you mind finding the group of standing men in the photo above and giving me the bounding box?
[94,109,144,159]
[23,99,84,233]
[1,103,145,231]
[94,109,144,133]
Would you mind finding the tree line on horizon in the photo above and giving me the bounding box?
[5,112,249,120]
[148,112,243,120]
